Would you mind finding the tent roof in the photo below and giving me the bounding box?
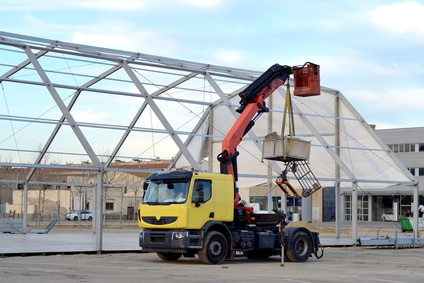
[175,85,417,189]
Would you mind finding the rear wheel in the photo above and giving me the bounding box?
[198,231,228,264]
[285,231,312,262]
[73,216,78,221]
[157,252,182,261]
[88,216,93,221]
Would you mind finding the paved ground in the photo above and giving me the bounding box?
[1,247,423,282]
[1,220,423,282]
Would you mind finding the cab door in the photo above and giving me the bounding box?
[186,179,215,229]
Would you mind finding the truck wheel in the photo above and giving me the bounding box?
[198,231,228,264]
[286,231,312,262]
[157,252,182,261]
[243,249,274,260]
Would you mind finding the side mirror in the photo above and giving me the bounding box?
[142,182,149,199]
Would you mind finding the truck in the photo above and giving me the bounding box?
[137,63,323,264]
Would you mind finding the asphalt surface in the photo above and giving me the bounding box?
[1,247,424,282]
[1,221,423,282]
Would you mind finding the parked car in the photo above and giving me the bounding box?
[66,211,93,221]
[381,211,395,221]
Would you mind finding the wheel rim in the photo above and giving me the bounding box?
[295,238,308,256]
[209,240,222,256]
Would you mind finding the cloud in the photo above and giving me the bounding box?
[371,1,424,33]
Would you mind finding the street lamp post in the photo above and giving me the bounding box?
[132,158,142,169]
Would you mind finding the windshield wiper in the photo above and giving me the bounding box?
[144,201,160,205]
[144,201,172,205]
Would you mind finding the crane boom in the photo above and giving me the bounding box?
[217,63,320,204]
[217,64,292,203]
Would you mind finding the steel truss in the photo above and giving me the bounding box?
[0,31,419,250]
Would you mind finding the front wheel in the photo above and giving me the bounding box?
[88,216,93,221]
[198,231,228,264]
[285,231,312,262]
[157,252,182,261]
[73,216,78,221]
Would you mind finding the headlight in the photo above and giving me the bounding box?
[172,231,188,240]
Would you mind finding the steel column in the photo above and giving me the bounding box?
[94,169,104,252]
[23,183,28,234]
[352,182,358,245]
[413,184,419,238]
[335,92,341,238]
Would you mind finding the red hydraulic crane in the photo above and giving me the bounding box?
[217,63,321,205]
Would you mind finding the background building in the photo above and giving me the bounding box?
[333,127,424,222]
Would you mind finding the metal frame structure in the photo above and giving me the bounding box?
[0,31,419,251]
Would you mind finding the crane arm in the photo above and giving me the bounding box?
[217,64,292,202]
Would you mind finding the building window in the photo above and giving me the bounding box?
[345,195,351,221]
[105,202,114,211]
[392,144,398,153]
[404,144,416,152]
[357,195,369,221]
[409,168,416,176]
[419,144,424,152]
[323,187,335,222]
[419,168,424,176]
[344,195,368,221]
[389,143,417,153]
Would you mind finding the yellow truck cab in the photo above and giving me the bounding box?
[138,170,236,263]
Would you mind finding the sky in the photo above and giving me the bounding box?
[1,0,423,130]
[1,0,424,164]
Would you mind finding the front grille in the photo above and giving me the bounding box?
[142,216,177,225]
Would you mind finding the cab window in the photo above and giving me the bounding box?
[192,180,212,204]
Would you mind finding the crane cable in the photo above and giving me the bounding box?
[281,80,295,158]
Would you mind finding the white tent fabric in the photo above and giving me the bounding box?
[175,84,417,190]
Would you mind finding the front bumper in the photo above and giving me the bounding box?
[139,229,203,253]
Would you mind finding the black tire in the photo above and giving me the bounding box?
[73,216,78,221]
[243,249,274,260]
[382,216,386,222]
[88,216,93,221]
[285,231,312,262]
[157,252,182,261]
[198,231,228,264]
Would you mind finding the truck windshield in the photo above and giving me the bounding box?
[143,179,190,205]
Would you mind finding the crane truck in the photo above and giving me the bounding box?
[137,63,323,264]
